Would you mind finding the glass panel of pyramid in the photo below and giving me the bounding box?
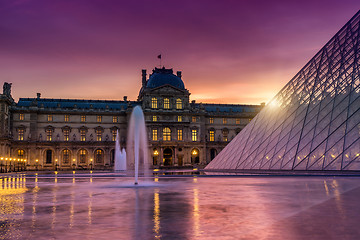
[206,10,360,171]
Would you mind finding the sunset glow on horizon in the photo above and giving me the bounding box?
[1,0,360,104]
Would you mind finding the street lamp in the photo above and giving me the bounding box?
[35,159,39,171]
[72,158,76,170]
[55,159,58,171]
[90,158,93,170]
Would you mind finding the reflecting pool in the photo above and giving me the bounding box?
[1,172,360,239]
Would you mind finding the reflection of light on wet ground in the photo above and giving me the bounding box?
[153,189,161,239]
[1,174,360,239]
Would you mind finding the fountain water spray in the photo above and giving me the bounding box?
[126,106,149,185]
[114,129,126,171]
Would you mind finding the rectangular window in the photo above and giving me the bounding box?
[80,149,87,164]
[64,115,69,122]
[192,129,197,141]
[153,116,157,121]
[80,130,86,141]
[96,130,102,141]
[97,115,102,122]
[18,129,24,141]
[152,129,158,141]
[81,115,86,122]
[177,129,183,141]
[112,116,118,123]
[164,98,170,109]
[19,114,24,121]
[177,116,182,122]
[46,129,52,141]
[223,118,227,124]
[209,130,215,141]
[176,99,182,109]
[64,129,70,141]
[112,130,117,141]
[236,118,240,124]
[48,115,53,122]
[151,98,158,109]
[209,117,214,124]
[163,128,171,141]
[192,116,196,122]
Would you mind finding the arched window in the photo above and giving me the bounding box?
[62,149,70,164]
[46,150,52,164]
[164,98,170,109]
[176,98,182,109]
[18,149,25,158]
[80,149,87,164]
[151,97,157,108]
[95,149,104,164]
[163,127,171,141]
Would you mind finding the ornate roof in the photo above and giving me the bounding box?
[146,67,185,90]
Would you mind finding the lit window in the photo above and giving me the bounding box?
[46,129,53,141]
[209,130,215,142]
[177,129,183,141]
[176,99,182,109]
[19,114,24,121]
[152,129,158,141]
[97,116,102,122]
[63,149,70,164]
[96,129,102,141]
[236,118,240,124]
[18,129,24,141]
[164,98,170,109]
[64,129,70,141]
[163,127,171,141]
[209,117,214,124]
[192,116,196,122]
[112,116,118,123]
[178,116,182,122]
[151,98,158,109]
[80,130,86,141]
[223,118,227,124]
[80,149,87,163]
[95,149,103,163]
[112,130,117,141]
[192,129,197,141]
[222,129,228,142]
[64,115,69,122]
[48,115,53,122]
[81,115,86,122]
[18,149,24,158]
[153,116,157,121]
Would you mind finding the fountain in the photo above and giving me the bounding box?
[126,105,149,185]
[114,129,127,171]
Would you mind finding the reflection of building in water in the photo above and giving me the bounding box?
[0,67,263,170]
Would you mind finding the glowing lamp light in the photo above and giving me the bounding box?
[73,159,76,162]
[5,158,8,160]
[192,149,198,156]
[153,169,159,172]
[90,159,93,162]
[36,159,39,162]
[0,157,3,160]
[153,150,159,156]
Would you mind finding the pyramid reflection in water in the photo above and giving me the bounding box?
[206,10,360,171]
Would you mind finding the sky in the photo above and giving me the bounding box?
[1,0,360,104]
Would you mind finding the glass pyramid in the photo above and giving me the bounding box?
[206,10,360,171]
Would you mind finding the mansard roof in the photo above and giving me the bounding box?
[16,98,136,110]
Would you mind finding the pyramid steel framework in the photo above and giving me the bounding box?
[206,10,360,171]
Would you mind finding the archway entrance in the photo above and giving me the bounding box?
[163,148,173,166]
[210,148,217,161]
[191,148,199,164]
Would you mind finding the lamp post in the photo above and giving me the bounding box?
[0,157,3,173]
[55,159,58,171]
[72,158,76,170]
[35,159,39,171]
[90,158,93,170]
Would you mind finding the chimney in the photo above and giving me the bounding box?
[37,93,41,99]
[176,71,182,79]
[123,96,128,102]
[142,69,147,87]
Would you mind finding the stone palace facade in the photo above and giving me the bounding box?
[0,67,263,170]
